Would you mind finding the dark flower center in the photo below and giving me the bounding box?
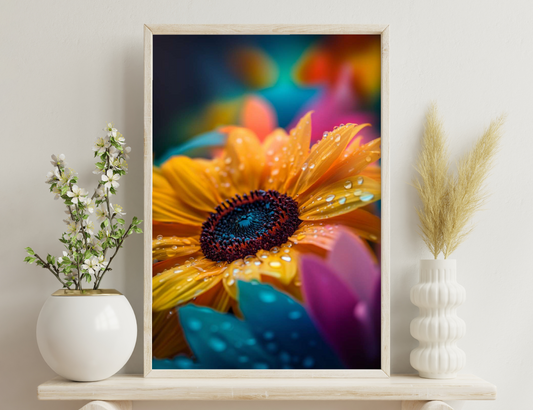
[200,190,301,262]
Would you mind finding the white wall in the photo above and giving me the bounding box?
[1,0,532,409]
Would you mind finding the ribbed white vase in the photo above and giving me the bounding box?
[410,259,466,378]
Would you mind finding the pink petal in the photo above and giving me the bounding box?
[327,228,379,305]
[300,254,378,368]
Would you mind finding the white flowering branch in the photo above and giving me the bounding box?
[24,124,143,290]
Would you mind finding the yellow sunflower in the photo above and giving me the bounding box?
[152,112,381,359]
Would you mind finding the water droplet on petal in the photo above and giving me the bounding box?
[187,318,202,331]
[357,176,364,185]
[325,194,335,202]
[303,356,315,368]
[225,157,232,164]
[323,132,328,138]
[259,291,277,303]
[354,189,362,196]
[263,331,275,340]
[281,255,292,262]
[309,163,315,170]
[360,193,374,202]
[344,180,352,189]
[156,235,163,240]
[334,135,341,143]
[208,337,227,352]
[227,279,235,286]
[339,197,347,205]
[288,311,302,320]
[366,156,372,162]
[302,163,308,171]
[270,247,279,254]
[269,261,282,268]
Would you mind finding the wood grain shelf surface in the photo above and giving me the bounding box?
[38,374,496,401]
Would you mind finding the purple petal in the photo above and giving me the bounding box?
[300,254,379,369]
[327,229,380,306]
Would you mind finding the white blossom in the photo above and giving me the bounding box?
[105,123,117,138]
[97,254,108,269]
[51,185,61,200]
[109,146,121,158]
[95,207,107,222]
[101,170,120,190]
[93,136,110,156]
[66,221,78,235]
[95,187,106,200]
[85,220,95,235]
[115,133,125,145]
[89,237,103,252]
[67,185,87,205]
[85,198,96,213]
[58,168,75,187]
[111,157,128,170]
[50,154,66,167]
[45,168,60,184]
[113,203,126,217]
[82,256,100,274]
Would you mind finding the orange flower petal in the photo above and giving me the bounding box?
[325,208,381,242]
[260,128,292,192]
[220,128,265,193]
[152,236,201,261]
[222,257,262,300]
[153,221,201,239]
[152,258,226,311]
[152,189,206,224]
[161,156,222,213]
[359,165,381,184]
[152,309,192,359]
[153,251,203,276]
[299,175,380,220]
[293,123,370,196]
[283,112,312,195]
[308,137,380,194]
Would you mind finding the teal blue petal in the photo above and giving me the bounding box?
[156,131,227,166]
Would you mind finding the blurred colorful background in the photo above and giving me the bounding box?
[153,34,381,164]
[152,34,382,370]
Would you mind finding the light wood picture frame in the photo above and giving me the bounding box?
[144,24,390,378]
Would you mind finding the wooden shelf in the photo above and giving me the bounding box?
[38,374,496,401]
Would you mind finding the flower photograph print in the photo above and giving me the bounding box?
[146,26,389,374]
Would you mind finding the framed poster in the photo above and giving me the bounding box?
[144,24,389,378]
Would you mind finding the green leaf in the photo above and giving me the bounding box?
[110,187,117,195]
[24,256,35,263]
[36,260,44,267]
[66,281,73,287]
[25,247,35,255]
[116,218,125,225]
[133,226,143,234]
[85,273,92,283]
[95,162,105,169]
[128,229,133,235]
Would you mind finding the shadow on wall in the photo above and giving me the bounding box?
[121,39,146,375]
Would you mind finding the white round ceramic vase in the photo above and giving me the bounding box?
[410,259,466,379]
[36,289,137,382]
